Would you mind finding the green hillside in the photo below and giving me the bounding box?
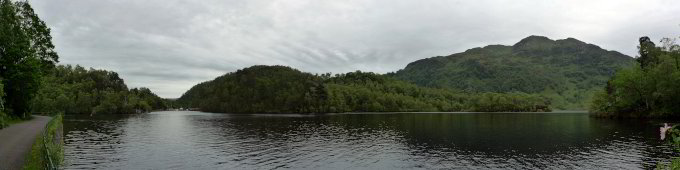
[390,36,634,109]
[177,65,551,113]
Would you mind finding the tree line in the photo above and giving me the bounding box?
[590,36,680,118]
[177,65,552,113]
[31,65,168,115]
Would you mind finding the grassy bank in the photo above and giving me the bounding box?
[22,114,63,170]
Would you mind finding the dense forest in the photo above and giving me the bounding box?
[31,65,168,115]
[390,36,634,110]
[590,37,680,118]
[177,65,551,113]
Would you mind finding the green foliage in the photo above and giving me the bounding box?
[326,71,551,112]
[324,71,456,112]
[31,65,168,115]
[178,65,327,113]
[468,92,551,112]
[656,158,680,170]
[178,65,552,113]
[0,0,57,119]
[390,36,633,110]
[590,37,680,118]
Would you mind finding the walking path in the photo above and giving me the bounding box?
[0,116,51,170]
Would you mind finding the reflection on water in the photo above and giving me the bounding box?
[64,111,675,169]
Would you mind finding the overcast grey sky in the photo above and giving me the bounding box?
[31,0,680,98]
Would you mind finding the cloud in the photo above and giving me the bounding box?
[30,0,680,98]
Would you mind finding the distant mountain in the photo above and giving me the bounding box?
[390,36,634,109]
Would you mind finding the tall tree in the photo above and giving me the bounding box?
[637,36,658,69]
[590,36,680,117]
[15,1,58,69]
[0,0,57,118]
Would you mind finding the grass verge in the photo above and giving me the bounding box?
[22,114,63,170]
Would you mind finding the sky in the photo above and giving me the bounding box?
[30,0,680,98]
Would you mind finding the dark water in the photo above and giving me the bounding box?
[63,111,675,169]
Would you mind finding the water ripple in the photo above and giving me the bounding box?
[63,111,676,169]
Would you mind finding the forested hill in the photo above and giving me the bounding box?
[31,65,168,115]
[177,65,552,113]
[390,36,634,110]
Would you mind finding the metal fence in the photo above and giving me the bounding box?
[42,115,59,170]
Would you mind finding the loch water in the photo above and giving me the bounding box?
[63,111,675,169]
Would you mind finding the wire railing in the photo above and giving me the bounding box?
[41,115,60,170]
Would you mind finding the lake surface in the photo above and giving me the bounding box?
[63,111,675,169]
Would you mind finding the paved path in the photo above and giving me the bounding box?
[0,116,52,170]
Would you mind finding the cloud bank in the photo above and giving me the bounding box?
[31,0,680,97]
